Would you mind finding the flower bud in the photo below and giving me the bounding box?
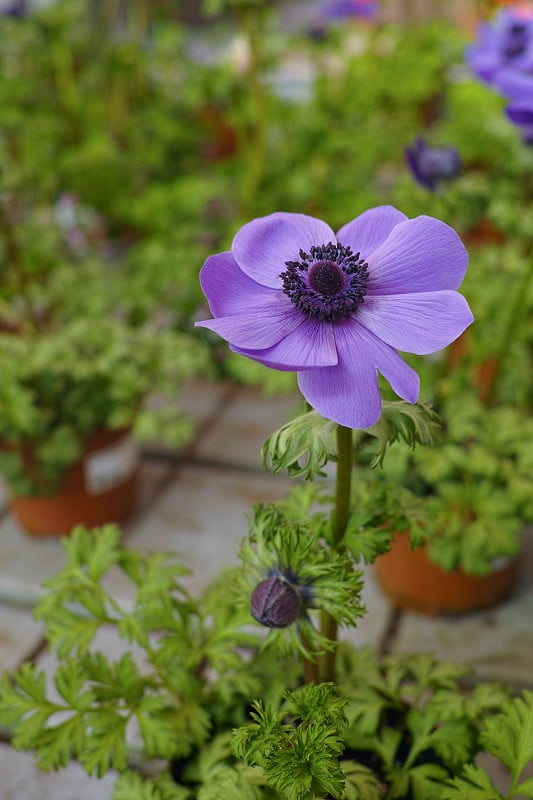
[405,138,461,191]
[250,577,301,628]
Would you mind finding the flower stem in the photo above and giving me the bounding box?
[319,424,352,683]
[301,633,320,685]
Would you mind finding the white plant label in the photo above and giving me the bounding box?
[85,435,139,495]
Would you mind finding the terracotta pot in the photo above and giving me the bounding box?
[462,219,506,248]
[374,532,520,615]
[9,428,140,537]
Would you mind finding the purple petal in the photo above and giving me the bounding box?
[232,317,338,370]
[506,104,533,125]
[232,212,335,289]
[197,302,301,349]
[494,68,533,101]
[367,216,468,295]
[297,320,419,428]
[199,251,278,317]
[336,206,407,261]
[356,291,474,355]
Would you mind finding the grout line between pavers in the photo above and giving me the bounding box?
[140,449,269,477]
[377,606,403,656]
[18,634,49,667]
[142,381,241,464]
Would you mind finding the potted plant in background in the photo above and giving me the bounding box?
[1,203,533,799]
[371,393,533,614]
[0,2,215,535]
[0,122,208,536]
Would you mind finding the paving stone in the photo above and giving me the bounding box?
[0,477,7,513]
[0,460,176,607]
[0,604,44,671]
[0,742,117,800]
[342,564,394,650]
[388,530,533,688]
[142,378,236,457]
[124,463,293,595]
[194,386,304,470]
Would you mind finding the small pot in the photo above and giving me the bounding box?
[374,532,520,615]
[9,428,140,537]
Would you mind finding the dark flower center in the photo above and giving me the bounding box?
[504,23,529,60]
[308,260,345,295]
[280,242,368,322]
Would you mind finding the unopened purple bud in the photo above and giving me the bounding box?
[250,577,301,628]
[406,138,461,192]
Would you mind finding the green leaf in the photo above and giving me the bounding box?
[113,770,192,800]
[262,410,336,480]
[62,524,121,581]
[481,690,533,788]
[407,707,474,770]
[53,660,94,710]
[409,762,451,800]
[40,607,102,659]
[344,685,391,737]
[33,713,87,771]
[443,763,503,800]
[365,400,441,468]
[341,760,383,800]
[78,709,129,777]
[0,666,60,746]
[516,776,533,799]
[136,698,190,760]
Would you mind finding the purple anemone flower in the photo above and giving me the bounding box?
[506,102,533,142]
[320,0,377,21]
[493,67,533,142]
[196,207,473,429]
[466,4,533,84]
[0,0,27,17]
[405,139,461,192]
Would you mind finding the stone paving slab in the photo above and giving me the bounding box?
[343,565,394,650]
[0,742,117,800]
[194,386,304,470]
[0,460,177,607]
[388,530,533,688]
[124,462,294,595]
[0,605,43,672]
[0,477,7,513]
[142,378,236,458]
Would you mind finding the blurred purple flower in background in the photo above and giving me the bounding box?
[506,102,533,142]
[494,67,533,142]
[405,138,461,192]
[466,3,533,83]
[320,0,378,21]
[466,4,533,143]
[197,208,473,429]
[0,0,27,17]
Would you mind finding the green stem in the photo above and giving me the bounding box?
[301,634,320,685]
[319,424,352,683]
[482,240,533,406]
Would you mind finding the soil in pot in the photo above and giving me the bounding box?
[9,428,140,537]
[374,531,521,615]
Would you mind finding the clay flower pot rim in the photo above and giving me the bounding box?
[8,427,140,537]
[374,530,521,616]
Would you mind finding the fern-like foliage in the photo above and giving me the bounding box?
[445,690,533,800]
[232,684,348,800]
[0,525,264,777]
